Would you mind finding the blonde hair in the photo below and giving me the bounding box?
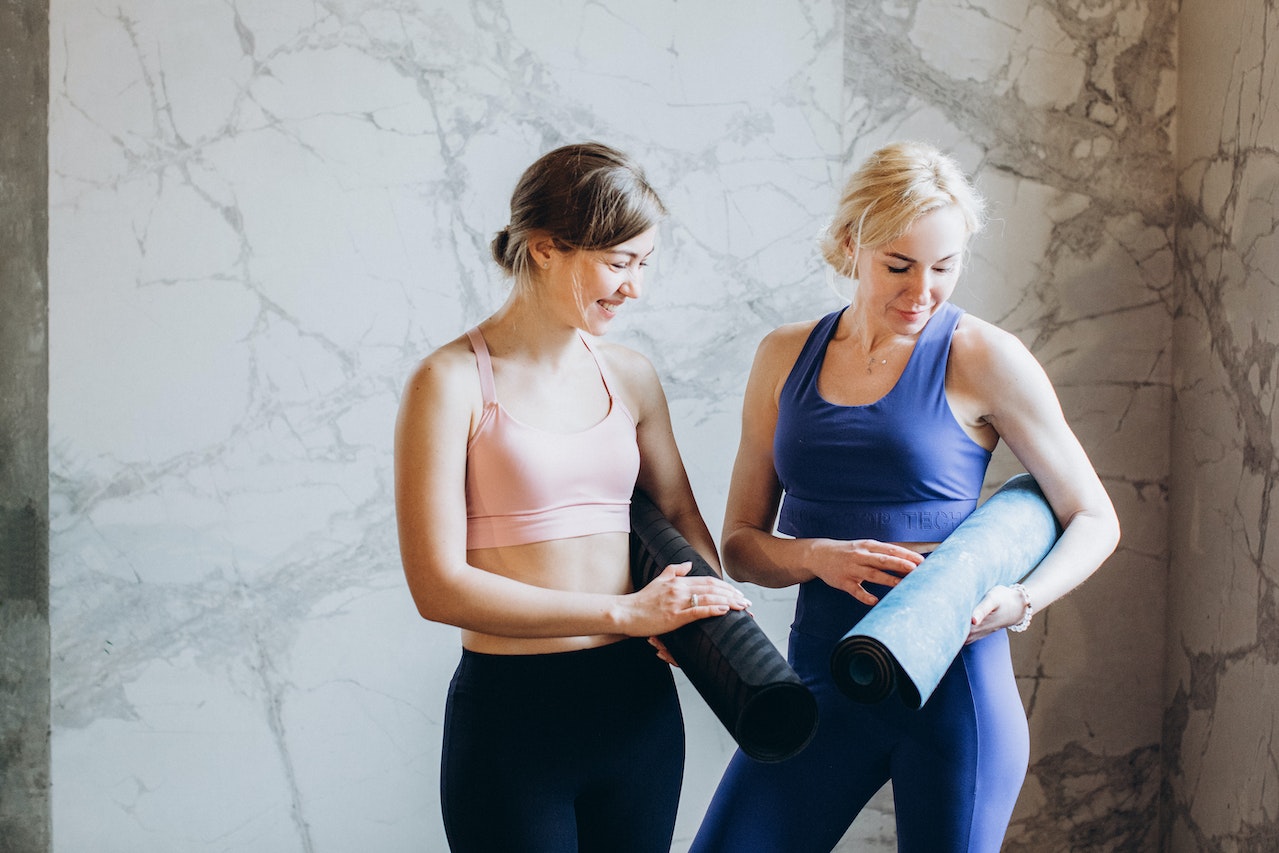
[820,141,986,279]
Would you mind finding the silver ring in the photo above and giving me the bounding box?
[690,593,699,608]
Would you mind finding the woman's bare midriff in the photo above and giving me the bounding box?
[462,531,635,655]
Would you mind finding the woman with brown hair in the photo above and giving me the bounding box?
[395,142,749,852]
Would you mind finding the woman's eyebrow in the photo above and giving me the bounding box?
[885,251,959,263]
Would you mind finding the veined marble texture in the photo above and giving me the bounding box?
[1168,0,1279,850]
[839,2,1175,850]
[49,1,844,851]
[47,0,1174,851]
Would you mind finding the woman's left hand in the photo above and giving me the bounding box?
[967,585,1029,644]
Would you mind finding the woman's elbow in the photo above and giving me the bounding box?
[1096,488,1122,552]
[1073,500,1121,557]
[409,592,445,624]
[1104,510,1122,554]
[405,585,449,624]
[719,529,762,584]
[402,566,464,626]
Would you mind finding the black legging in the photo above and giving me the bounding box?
[441,637,685,852]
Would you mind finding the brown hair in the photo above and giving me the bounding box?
[491,142,667,284]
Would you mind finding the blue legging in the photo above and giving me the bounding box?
[441,637,684,852]
[691,628,1028,853]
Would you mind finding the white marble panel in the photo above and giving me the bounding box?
[49,1,842,851]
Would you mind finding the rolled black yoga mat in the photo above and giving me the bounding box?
[629,491,818,763]
[830,474,1062,709]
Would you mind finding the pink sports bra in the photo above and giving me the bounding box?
[464,327,641,549]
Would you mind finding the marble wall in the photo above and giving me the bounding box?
[1165,0,1279,849]
[44,0,1175,851]
[841,3,1174,848]
[47,2,843,850]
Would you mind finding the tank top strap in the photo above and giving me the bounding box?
[465,327,497,405]
[781,307,846,405]
[901,302,963,401]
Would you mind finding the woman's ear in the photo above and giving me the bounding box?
[844,236,861,278]
[527,234,556,270]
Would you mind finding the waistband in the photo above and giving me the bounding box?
[457,637,659,677]
[453,637,672,700]
[777,496,977,542]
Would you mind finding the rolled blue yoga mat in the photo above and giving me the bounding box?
[830,474,1062,709]
[630,491,818,763]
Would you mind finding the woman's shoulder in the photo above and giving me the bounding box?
[401,331,483,408]
[753,317,823,370]
[764,317,823,344]
[591,338,657,383]
[590,338,665,414]
[949,311,1044,385]
[593,339,688,431]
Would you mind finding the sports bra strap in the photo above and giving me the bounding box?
[468,327,624,411]
[465,327,497,405]
[579,334,617,398]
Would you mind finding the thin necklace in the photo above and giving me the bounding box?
[864,338,897,373]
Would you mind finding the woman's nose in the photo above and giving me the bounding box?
[620,272,643,300]
[903,271,929,301]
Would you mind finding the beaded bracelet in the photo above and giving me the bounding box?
[1008,583,1034,633]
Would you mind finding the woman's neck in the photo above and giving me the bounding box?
[481,294,585,368]
[839,300,908,354]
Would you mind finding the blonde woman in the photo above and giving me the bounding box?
[691,142,1119,852]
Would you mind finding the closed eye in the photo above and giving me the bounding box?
[609,258,651,271]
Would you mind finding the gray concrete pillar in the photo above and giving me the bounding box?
[0,2,51,851]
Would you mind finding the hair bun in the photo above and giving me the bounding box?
[490,226,512,269]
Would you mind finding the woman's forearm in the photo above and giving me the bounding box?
[1017,505,1121,611]
[721,524,818,588]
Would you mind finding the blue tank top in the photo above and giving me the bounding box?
[774,302,993,638]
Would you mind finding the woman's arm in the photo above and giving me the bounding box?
[604,343,723,573]
[393,342,742,639]
[720,326,923,603]
[951,317,1121,639]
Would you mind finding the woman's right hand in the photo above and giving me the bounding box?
[620,561,752,637]
[807,539,924,605]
